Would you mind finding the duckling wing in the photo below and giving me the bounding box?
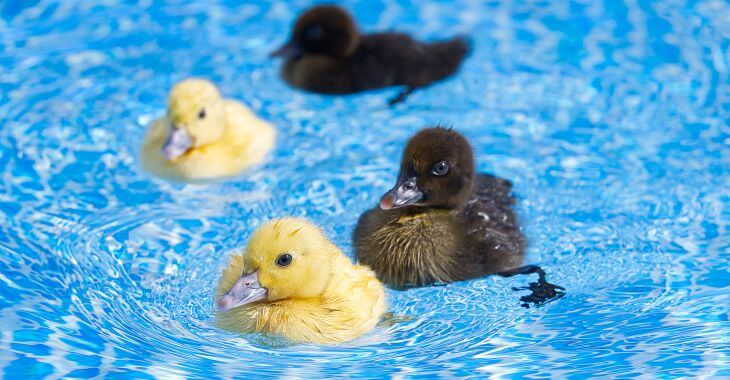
[355,33,425,89]
[344,266,387,322]
[356,33,469,104]
[283,55,356,94]
[283,271,384,344]
[217,100,276,168]
[459,174,526,274]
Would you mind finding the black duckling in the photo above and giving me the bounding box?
[353,127,564,306]
[271,5,470,105]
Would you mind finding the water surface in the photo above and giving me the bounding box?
[0,0,728,378]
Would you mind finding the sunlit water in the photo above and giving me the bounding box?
[1,0,728,378]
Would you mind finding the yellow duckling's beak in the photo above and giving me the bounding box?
[162,125,194,161]
[217,271,268,312]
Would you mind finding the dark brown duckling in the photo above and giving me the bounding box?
[271,5,470,105]
[353,127,564,306]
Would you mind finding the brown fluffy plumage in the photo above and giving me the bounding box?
[354,127,526,289]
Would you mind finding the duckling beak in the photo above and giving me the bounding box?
[217,271,268,312]
[162,126,193,161]
[380,177,424,210]
[270,41,302,59]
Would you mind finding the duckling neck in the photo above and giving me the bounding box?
[395,206,453,222]
[320,253,352,298]
[221,100,252,138]
[187,101,257,152]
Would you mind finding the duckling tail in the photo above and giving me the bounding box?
[498,265,566,308]
[388,36,471,106]
[431,35,471,75]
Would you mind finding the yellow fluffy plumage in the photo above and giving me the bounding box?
[215,218,387,344]
[141,78,275,181]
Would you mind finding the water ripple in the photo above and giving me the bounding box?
[0,0,728,378]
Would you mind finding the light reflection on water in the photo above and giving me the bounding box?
[0,0,728,378]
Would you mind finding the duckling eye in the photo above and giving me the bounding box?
[275,253,293,267]
[431,161,450,176]
[306,26,324,41]
[198,108,206,119]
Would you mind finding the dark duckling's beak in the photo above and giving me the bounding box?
[380,177,424,210]
[217,271,268,312]
[162,125,193,161]
[270,41,302,59]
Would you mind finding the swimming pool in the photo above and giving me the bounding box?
[1,0,728,377]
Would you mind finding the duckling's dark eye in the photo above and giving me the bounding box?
[431,161,450,176]
[306,25,324,41]
[275,253,293,267]
[198,108,206,119]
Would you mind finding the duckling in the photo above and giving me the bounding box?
[141,79,275,181]
[271,5,470,105]
[216,218,387,344]
[354,127,523,288]
[354,127,564,306]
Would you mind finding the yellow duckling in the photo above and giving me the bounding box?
[215,218,386,344]
[141,78,275,181]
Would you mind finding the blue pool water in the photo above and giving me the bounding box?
[1,0,728,377]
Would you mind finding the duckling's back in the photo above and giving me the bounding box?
[283,34,470,95]
[458,174,526,274]
[355,33,470,89]
[329,258,387,333]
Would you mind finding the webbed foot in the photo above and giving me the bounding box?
[498,265,566,308]
[388,87,416,106]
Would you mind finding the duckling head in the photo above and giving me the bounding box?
[162,79,226,161]
[271,5,359,59]
[217,218,339,312]
[380,127,475,211]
